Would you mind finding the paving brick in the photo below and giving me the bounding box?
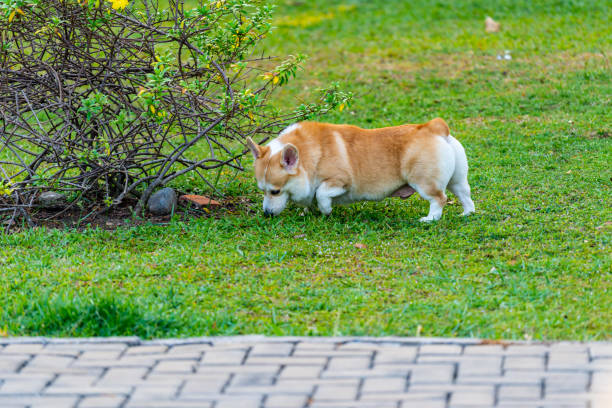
[399,401,446,408]
[449,388,495,406]
[590,371,612,392]
[590,344,612,358]
[544,372,589,393]
[126,401,213,408]
[130,386,179,401]
[337,342,385,351]
[53,374,98,387]
[505,345,548,356]
[153,360,197,373]
[124,346,168,356]
[327,356,371,371]
[79,395,126,408]
[212,397,261,408]
[293,349,371,358]
[224,383,313,395]
[361,377,406,393]
[504,356,544,371]
[44,385,132,396]
[457,356,502,376]
[408,364,454,384]
[313,383,358,400]
[359,391,446,402]
[293,342,337,353]
[278,365,322,379]
[201,350,246,365]
[419,345,462,355]
[550,343,587,353]
[72,356,157,369]
[165,344,210,358]
[321,367,408,379]
[463,345,504,355]
[45,344,128,352]
[98,367,148,385]
[197,364,280,375]
[502,370,545,384]
[0,356,29,373]
[246,356,327,366]
[311,402,398,408]
[591,358,612,370]
[0,378,49,394]
[498,384,541,401]
[1,345,45,355]
[231,372,275,386]
[249,343,293,357]
[29,396,80,408]
[180,378,228,396]
[548,352,589,370]
[277,378,358,388]
[374,347,417,364]
[80,350,123,361]
[264,394,308,408]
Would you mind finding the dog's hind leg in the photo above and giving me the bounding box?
[412,185,447,222]
[447,135,475,216]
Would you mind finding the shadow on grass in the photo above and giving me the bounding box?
[6,292,190,338]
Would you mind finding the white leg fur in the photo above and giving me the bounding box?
[447,135,475,216]
[316,182,345,215]
[421,197,444,222]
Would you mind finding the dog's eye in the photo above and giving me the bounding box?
[270,189,280,195]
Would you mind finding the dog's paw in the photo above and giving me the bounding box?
[419,216,436,222]
[461,209,475,216]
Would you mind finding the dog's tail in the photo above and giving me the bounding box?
[425,117,450,138]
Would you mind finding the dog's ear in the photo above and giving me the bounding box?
[246,137,262,159]
[281,143,299,174]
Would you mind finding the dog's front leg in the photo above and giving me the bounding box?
[315,181,346,215]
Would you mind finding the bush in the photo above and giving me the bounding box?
[0,0,351,227]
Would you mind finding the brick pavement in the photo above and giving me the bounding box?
[0,336,610,408]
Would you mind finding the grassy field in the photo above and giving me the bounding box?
[1,0,610,340]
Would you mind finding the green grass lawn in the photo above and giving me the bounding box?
[1,0,610,340]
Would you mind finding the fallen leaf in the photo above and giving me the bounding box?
[485,16,500,33]
[354,243,367,249]
[179,194,221,207]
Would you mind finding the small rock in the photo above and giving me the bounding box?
[179,194,221,207]
[38,191,67,209]
[485,16,500,33]
[148,187,177,215]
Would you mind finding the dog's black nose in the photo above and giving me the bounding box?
[263,209,274,217]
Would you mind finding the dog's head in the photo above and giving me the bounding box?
[246,137,300,216]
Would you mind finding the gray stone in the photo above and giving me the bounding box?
[37,191,67,209]
[147,188,176,215]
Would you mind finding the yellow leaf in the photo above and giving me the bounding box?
[8,10,15,23]
[339,103,345,112]
[248,111,253,120]
[16,8,25,16]
[150,105,156,114]
[273,76,279,84]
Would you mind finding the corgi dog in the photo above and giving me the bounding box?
[246,119,475,221]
